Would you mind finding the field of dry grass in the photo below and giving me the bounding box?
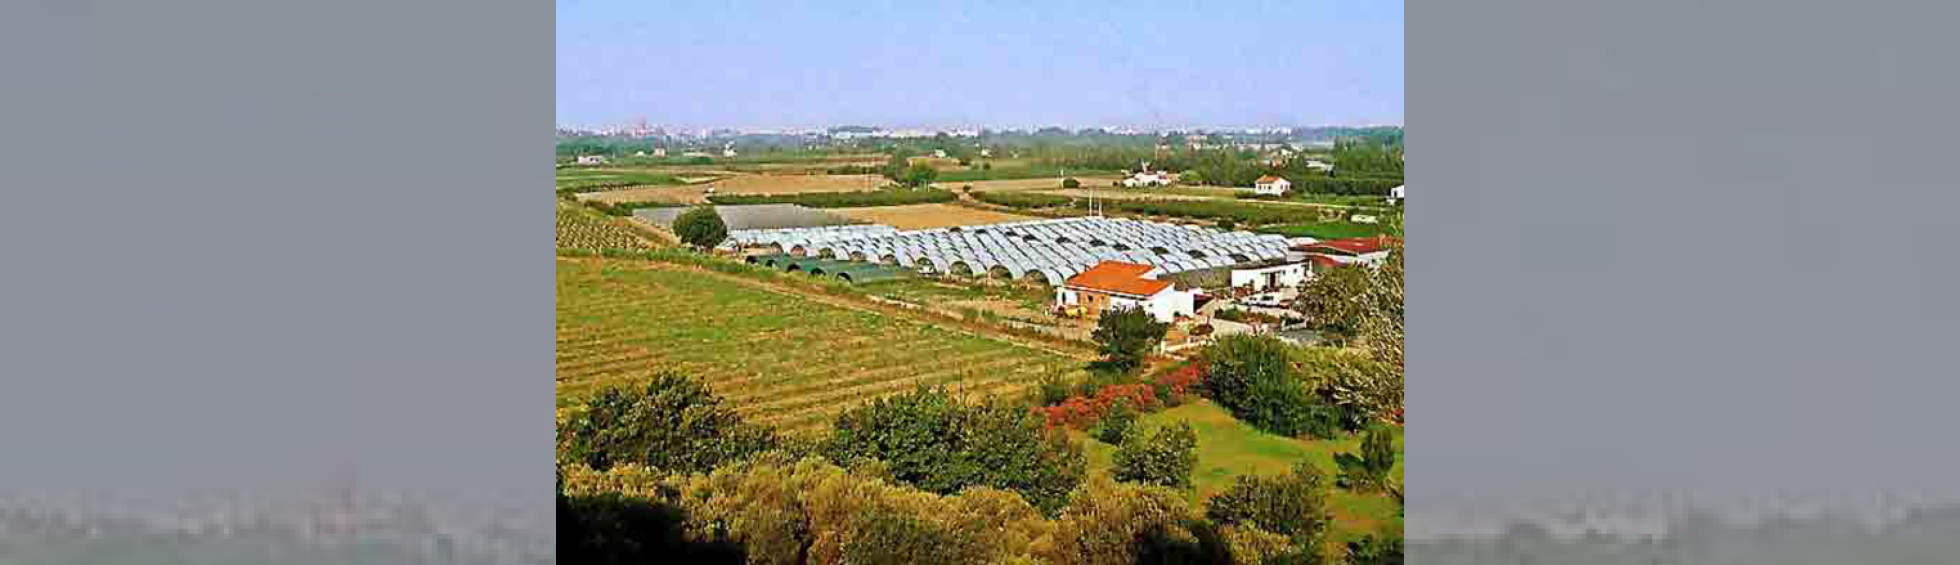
[831,203,1036,229]
[577,173,888,204]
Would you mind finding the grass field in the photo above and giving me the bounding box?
[557,259,1087,433]
[1078,400,1404,542]
[555,168,692,191]
[1253,221,1392,239]
[832,203,1036,229]
[556,202,665,251]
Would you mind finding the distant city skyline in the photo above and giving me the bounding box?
[557,0,1403,129]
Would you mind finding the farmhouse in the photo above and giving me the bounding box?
[653,147,667,157]
[1254,175,1291,196]
[1055,261,1196,323]
[1229,260,1310,292]
[575,155,608,165]
[933,149,949,158]
[1299,235,1399,267]
[1388,184,1405,204]
[1122,169,1172,188]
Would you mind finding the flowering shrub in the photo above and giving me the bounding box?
[1154,361,1207,401]
[1035,383,1162,431]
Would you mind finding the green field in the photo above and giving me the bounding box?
[555,202,664,251]
[1253,221,1392,239]
[555,167,693,191]
[557,260,1086,433]
[1079,400,1403,542]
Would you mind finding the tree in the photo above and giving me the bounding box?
[1203,334,1339,438]
[1096,399,1137,444]
[1062,177,1082,189]
[1334,426,1398,493]
[1112,422,1198,489]
[672,205,728,249]
[1092,306,1169,373]
[1293,265,1372,339]
[902,162,940,188]
[1216,219,1237,231]
[1037,477,1227,565]
[822,387,1086,515]
[558,371,780,474]
[1205,461,1333,545]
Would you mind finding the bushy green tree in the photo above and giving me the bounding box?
[822,387,1086,515]
[1113,422,1198,489]
[557,371,779,474]
[1092,305,1169,372]
[1294,265,1372,340]
[1345,527,1404,565]
[672,205,728,249]
[1205,461,1333,544]
[1334,426,1398,493]
[1096,398,1137,444]
[1062,177,1081,189]
[902,162,939,188]
[1203,334,1339,438]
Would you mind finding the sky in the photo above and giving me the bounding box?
[556,0,1403,129]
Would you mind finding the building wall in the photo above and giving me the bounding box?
[1231,263,1308,291]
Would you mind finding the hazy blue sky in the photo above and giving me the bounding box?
[556,0,1403,129]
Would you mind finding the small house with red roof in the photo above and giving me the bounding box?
[1055,261,1196,322]
[1254,174,1291,196]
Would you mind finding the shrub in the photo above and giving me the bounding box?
[672,205,728,249]
[1113,423,1198,489]
[1062,177,1082,189]
[1032,370,1074,407]
[1034,383,1161,432]
[1096,399,1137,444]
[1202,335,1340,438]
[557,372,780,474]
[1037,477,1225,565]
[1205,461,1333,543]
[1216,219,1237,231]
[824,387,1086,516]
[1334,426,1398,493]
[1153,361,1207,405]
[1345,528,1405,565]
[1092,306,1170,373]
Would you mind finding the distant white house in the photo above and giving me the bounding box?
[722,147,738,157]
[979,148,993,158]
[932,149,948,159]
[1387,184,1405,204]
[1121,162,1173,188]
[1350,214,1380,224]
[652,147,667,157]
[1304,160,1334,172]
[634,150,647,157]
[1254,175,1291,196]
[575,155,607,166]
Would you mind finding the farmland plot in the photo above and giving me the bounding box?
[557,260,1085,433]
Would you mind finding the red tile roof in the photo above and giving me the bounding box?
[1065,261,1172,297]
[1307,255,1343,268]
[1302,235,1401,255]
[1256,175,1287,184]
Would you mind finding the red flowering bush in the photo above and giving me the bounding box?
[1034,383,1164,431]
[1154,361,1208,400]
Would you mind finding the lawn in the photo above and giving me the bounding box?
[557,259,1086,433]
[1253,221,1392,240]
[1078,399,1403,542]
